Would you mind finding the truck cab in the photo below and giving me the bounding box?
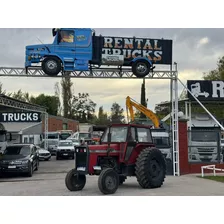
[25,28,93,76]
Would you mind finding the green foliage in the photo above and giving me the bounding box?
[203,56,224,80]
[93,106,110,125]
[30,94,60,115]
[60,76,73,118]
[140,78,147,119]
[110,102,125,123]
[71,93,97,123]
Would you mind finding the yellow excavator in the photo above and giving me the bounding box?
[126,96,161,128]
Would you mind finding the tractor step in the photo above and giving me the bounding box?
[93,166,101,171]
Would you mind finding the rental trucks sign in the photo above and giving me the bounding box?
[0,112,41,122]
[102,36,173,64]
[187,80,224,101]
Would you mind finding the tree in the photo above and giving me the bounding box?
[95,106,110,125]
[140,78,147,119]
[54,82,62,116]
[0,82,6,95]
[71,93,97,122]
[110,102,125,123]
[30,94,60,116]
[203,56,224,80]
[61,76,73,118]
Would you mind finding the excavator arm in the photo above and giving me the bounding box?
[126,96,160,128]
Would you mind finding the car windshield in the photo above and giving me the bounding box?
[60,133,71,140]
[80,133,91,139]
[4,146,31,156]
[101,126,128,143]
[59,141,73,146]
[191,132,218,142]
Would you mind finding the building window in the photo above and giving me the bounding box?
[24,137,28,143]
[29,137,34,144]
[63,123,68,130]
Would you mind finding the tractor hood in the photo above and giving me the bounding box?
[88,144,120,151]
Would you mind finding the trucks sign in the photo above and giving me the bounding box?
[0,112,42,122]
[187,80,224,101]
[102,36,173,64]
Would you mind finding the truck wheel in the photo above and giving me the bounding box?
[65,169,86,191]
[98,168,119,194]
[132,60,151,78]
[42,57,62,76]
[119,175,127,185]
[135,148,166,189]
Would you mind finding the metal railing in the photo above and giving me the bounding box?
[201,164,224,177]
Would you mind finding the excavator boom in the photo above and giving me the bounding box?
[126,96,160,128]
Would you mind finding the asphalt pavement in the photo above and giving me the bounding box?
[0,157,224,196]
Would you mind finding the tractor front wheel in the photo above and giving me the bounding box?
[65,169,86,191]
[98,168,119,195]
[135,148,166,189]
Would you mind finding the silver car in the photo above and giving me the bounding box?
[36,146,51,161]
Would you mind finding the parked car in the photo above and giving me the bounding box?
[67,137,80,147]
[0,144,39,177]
[36,146,51,161]
[40,139,58,155]
[56,140,75,160]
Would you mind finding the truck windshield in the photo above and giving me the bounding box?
[59,30,74,43]
[80,133,91,139]
[153,137,170,147]
[101,126,128,143]
[191,132,218,142]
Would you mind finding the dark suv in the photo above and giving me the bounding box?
[0,144,39,177]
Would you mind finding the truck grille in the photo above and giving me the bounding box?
[197,148,214,153]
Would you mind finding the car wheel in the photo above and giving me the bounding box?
[34,160,39,171]
[27,163,33,177]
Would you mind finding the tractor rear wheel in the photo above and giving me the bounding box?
[65,169,86,191]
[98,168,119,195]
[119,175,127,185]
[135,148,166,189]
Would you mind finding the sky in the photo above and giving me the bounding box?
[0,28,223,116]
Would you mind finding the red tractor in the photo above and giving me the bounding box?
[65,123,166,195]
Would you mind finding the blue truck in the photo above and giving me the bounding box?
[25,28,173,78]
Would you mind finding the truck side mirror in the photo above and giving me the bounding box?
[107,133,111,143]
[52,28,57,37]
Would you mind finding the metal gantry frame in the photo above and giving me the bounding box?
[0,94,49,150]
[0,65,180,176]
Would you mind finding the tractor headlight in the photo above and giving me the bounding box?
[28,56,32,61]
